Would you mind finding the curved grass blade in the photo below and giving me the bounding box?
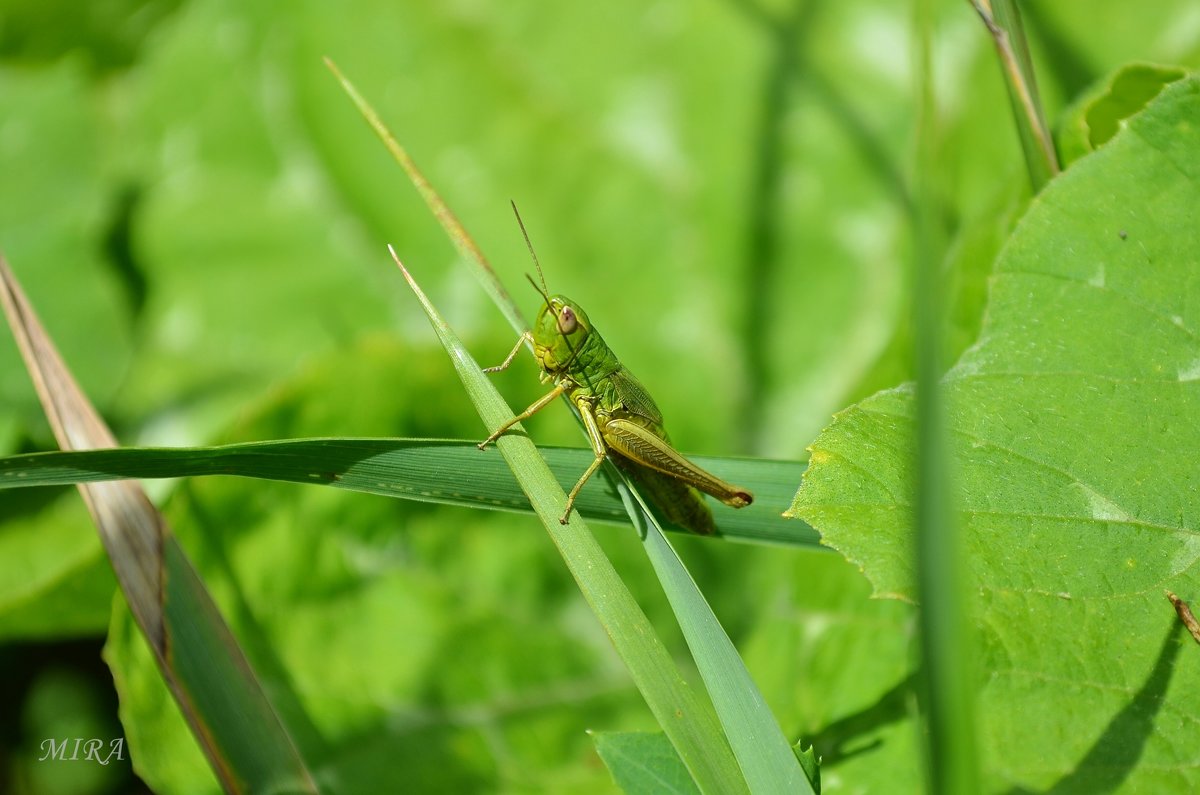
[390,250,747,795]
[0,441,815,547]
[0,258,317,794]
[619,484,817,793]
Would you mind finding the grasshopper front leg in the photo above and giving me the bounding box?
[482,331,532,374]
[478,383,566,450]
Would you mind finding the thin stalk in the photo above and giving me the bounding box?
[969,0,1060,189]
[913,2,980,793]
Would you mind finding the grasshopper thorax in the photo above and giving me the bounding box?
[533,295,592,373]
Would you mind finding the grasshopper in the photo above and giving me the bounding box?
[479,207,753,535]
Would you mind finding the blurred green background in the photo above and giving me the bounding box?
[0,0,1196,792]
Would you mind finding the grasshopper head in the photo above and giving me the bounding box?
[533,295,591,373]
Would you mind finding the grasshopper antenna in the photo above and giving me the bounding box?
[511,201,550,300]
[511,201,577,362]
[525,273,550,304]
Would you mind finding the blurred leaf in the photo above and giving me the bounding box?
[1059,63,1187,165]
[0,0,181,71]
[793,75,1200,790]
[0,494,114,640]
[915,4,981,790]
[592,731,700,795]
[0,64,131,442]
[737,548,918,791]
[14,668,129,795]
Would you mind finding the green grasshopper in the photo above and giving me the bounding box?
[479,208,753,535]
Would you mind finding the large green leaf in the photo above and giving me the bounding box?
[793,76,1200,790]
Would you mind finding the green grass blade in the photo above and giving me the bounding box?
[620,486,817,793]
[324,58,526,335]
[913,4,980,792]
[0,441,816,547]
[388,250,747,795]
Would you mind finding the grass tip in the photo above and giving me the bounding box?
[386,244,409,277]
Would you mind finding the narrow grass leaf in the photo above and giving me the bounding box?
[0,440,815,547]
[623,487,817,793]
[969,0,1059,189]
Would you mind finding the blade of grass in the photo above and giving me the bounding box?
[388,249,747,795]
[618,484,817,793]
[0,440,816,546]
[914,4,980,793]
[969,0,1059,189]
[324,57,526,335]
[0,257,317,794]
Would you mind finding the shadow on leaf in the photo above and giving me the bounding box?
[1007,620,1184,795]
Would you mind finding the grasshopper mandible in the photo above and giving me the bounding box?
[479,206,753,535]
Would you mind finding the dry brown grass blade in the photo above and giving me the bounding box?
[0,257,164,642]
[0,256,316,793]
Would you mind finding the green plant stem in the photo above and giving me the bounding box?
[914,2,980,793]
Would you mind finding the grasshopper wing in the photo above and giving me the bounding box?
[607,368,664,426]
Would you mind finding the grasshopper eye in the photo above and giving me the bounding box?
[558,306,577,334]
